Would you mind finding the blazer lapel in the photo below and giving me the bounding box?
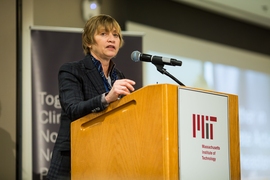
[82,56,106,94]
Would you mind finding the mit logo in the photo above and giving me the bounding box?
[192,114,217,140]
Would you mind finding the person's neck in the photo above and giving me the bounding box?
[100,60,110,78]
[90,52,111,78]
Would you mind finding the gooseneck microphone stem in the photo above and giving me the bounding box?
[131,51,185,86]
[154,64,185,86]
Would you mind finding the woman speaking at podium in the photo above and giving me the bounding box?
[47,14,136,180]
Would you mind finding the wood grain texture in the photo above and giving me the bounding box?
[71,84,179,180]
[71,84,240,180]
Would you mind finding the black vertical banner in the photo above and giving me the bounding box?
[31,28,142,179]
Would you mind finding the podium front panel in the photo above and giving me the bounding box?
[178,87,230,180]
[71,84,179,180]
[71,84,240,180]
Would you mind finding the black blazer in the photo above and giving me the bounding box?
[47,54,125,179]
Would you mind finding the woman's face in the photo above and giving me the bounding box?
[90,27,120,61]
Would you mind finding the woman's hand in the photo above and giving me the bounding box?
[105,79,136,103]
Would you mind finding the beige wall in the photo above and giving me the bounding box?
[0,0,16,179]
[33,0,85,28]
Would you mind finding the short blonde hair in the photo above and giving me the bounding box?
[82,14,124,55]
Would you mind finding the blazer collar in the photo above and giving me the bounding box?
[83,54,96,70]
[82,54,107,94]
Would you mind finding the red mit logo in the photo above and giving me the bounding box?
[192,114,217,140]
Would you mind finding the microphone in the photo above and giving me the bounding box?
[131,51,182,66]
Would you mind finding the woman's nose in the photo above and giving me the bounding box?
[107,33,115,42]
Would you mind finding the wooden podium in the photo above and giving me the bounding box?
[71,84,240,180]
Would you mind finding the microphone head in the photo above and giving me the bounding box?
[131,51,141,62]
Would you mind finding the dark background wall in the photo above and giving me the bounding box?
[33,0,270,57]
[104,0,270,56]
